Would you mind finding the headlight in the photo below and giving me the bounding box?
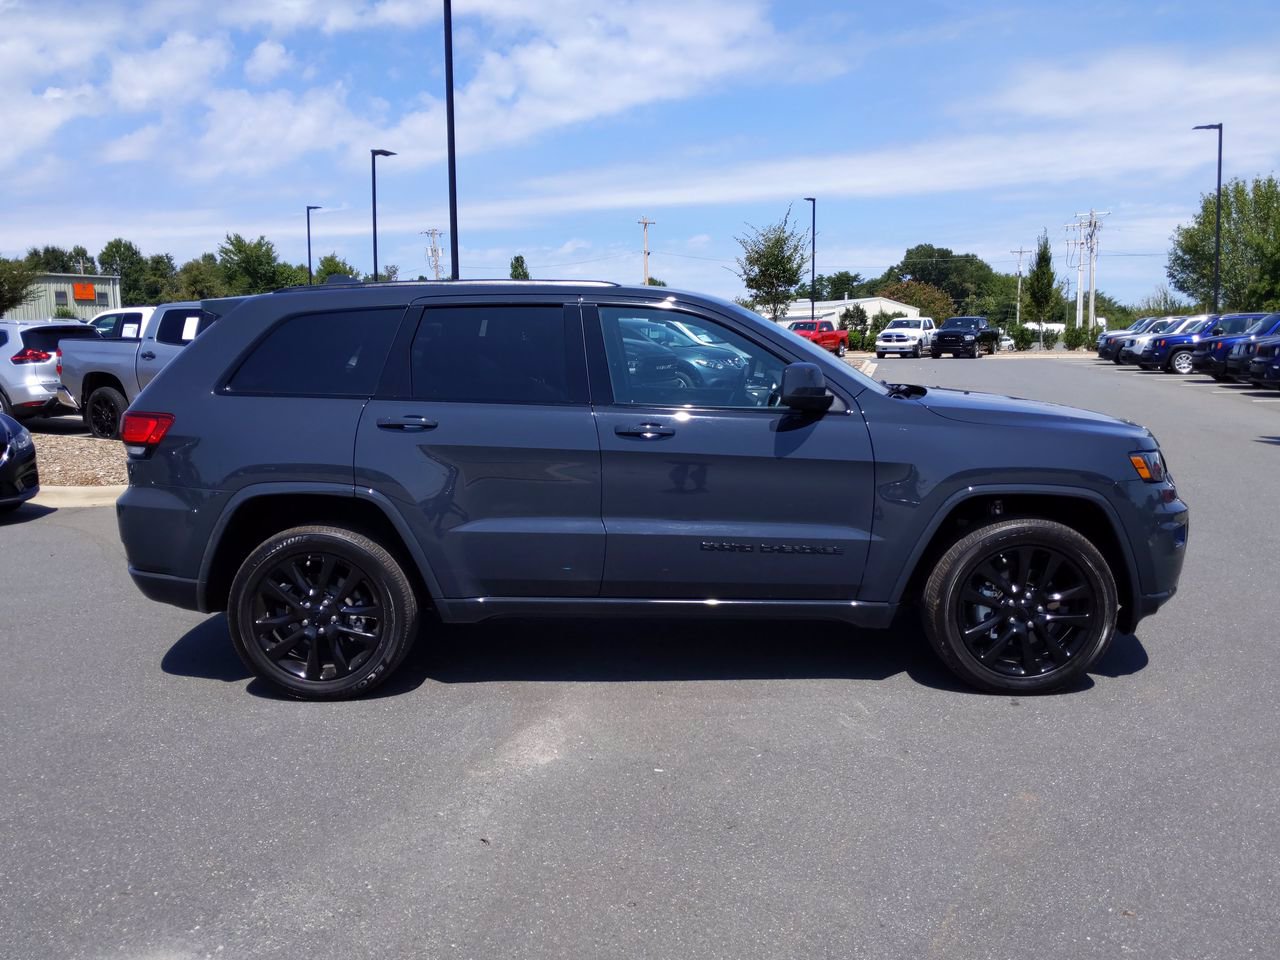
[692,358,727,370]
[1128,450,1167,483]
[10,427,34,453]
[964,334,975,341]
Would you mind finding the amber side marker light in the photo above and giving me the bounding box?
[1129,452,1166,483]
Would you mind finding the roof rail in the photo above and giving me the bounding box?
[273,278,621,293]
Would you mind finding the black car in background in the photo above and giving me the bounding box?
[0,412,39,513]
[931,316,999,358]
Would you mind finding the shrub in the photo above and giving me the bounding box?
[1062,325,1090,350]
[1041,328,1061,350]
[1010,325,1037,351]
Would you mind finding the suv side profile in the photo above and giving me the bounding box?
[117,282,1187,700]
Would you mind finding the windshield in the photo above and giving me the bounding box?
[1245,315,1277,334]
[1146,319,1175,334]
[941,317,982,330]
[1189,317,1217,334]
[1167,317,1200,334]
[886,319,918,330]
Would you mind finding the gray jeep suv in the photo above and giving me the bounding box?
[117,281,1187,699]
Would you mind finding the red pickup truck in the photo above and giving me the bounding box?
[787,319,848,357]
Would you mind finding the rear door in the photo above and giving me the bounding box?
[586,302,876,600]
[355,301,602,599]
[137,306,212,391]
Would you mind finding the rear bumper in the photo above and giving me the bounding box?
[56,385,80,411]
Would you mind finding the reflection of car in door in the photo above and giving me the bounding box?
[618,316,748,391]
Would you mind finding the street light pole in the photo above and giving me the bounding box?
[804,197,816,322]
[370,149,396,280]
[305,205,321,284]
[1193,123,1223,312]
[443,0,460,280]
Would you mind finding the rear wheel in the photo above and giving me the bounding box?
[921,518,1118,693]
[85,386,127,440]
[228,525,420,700]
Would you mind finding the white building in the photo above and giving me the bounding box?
[781,296,920,325]
[2,272,122,321]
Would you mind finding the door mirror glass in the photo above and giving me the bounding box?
[780,363,833,413]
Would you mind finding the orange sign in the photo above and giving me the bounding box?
[73,282,97,302]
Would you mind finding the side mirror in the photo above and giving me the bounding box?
[780,362,833,413]
[1212,327,1224,335]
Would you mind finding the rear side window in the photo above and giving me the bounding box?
[155,307,216,345]
[410,305,581,404]
[22,326,101,352]
[227,308,402,397]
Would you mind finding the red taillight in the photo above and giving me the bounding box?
[120,412,174,446]
[10,347,52,364]
[56,348,63,377]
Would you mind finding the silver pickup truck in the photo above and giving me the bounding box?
[59,302,214,438]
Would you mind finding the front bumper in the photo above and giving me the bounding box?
[1224,356,1252,380]
[0,447,39,506]
[876,340,923,354]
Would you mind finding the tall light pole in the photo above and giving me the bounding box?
[305,205,321,284]
[1193,123,1223,312]
[804,197,816,322]
[370,148,396,280]
[443,0,460,280]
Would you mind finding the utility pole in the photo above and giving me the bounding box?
[638,217,655,285]
[443,0,460,279]
[1075,209,1109,328]
[420,228,444,280]
[1010,246,1029,328]
[804,197,816,322]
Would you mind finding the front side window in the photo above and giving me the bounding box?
[411,305,578,404]
[599,306,786,409]
[227,308,402,396]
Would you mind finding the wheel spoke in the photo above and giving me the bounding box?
[963,613,1003,639]
[305,632,322,680]
[976,561,1012,592]
[264,580,304,611]
[981,624,1017,661]
[1019,631,1038,674]
[961,586,999,606]
[1041,629,1071,664]
[1049,584,1089,602]
[254,612,295,629]
[287,560,311,596]
[335,623,378,644]
[338,604,379,617]
[266,627,307,661]
[332,570,362,604]
[1013,547,1034,588]
[314,555,337,594]
[1046,612,1091,624]
[1038,553,1063,591]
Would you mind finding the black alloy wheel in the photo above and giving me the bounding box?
[85,386,127,440]
[228,525,419,699]
[922,518,1117,693]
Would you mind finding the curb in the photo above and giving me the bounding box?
[31,485,126,508]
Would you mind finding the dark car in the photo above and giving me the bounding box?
[115,280,1187,700]
[1225,323,1280,382]
[1116,317,1192,365]
[1138,313,1265,373]
[1248,337,1280,388]
[619,316,748,391]
[1097,317,1157,361]
[1191,313,1280,380]
[931,316,999,358]
[0,412,39,513]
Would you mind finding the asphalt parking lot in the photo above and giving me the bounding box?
[2,357,1277,960]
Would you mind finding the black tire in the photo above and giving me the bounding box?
[876,352,886,359]
[228,525,420,700]
[921,518,1118,693]
[674,371,696,389]
[0,390,13,417]
[930,350,941,359]
[911,343,921,358]
[971,346,982,358]
[85,386,127,440]
[836,341,847,357]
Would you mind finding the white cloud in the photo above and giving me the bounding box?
[109,31,230,110]
[103,123,164,163]
[244,40,295,84]
[0,85,96,169]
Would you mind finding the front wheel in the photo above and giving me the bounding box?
[228,525,420,700]
[911,343,921,358]
[930,350,942,359]
[921,518,1118,693]
[971,346,982,358]
[836,341,847,357]
[1169,350,1194,375]
[876,352,886,359]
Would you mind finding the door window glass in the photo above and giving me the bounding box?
[599,306,786,409]
[155,307,217,345]
[226,308,402,396]
[410,305,580,404]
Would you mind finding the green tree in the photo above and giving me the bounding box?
[69,245,97,274]
[646,276,667,287]
[733,207,808,322]
[1168,175,1280,310]
[0,258,40,315]
[24,245,75,273]
[98,238,147,304]
[315,253,359,284]
[218,233,283,294]
[363,264,399,283]
[167,254,229,301]
[1024,231,1057,327]
[277,262,310,288]
[897,243,998,305]
[1129,284,1192,318]
[509,254,530,280]
[140,253,176,304]
[875,279,954,323]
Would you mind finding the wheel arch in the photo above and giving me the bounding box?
[198,484,443,613]
[893,487,1141,633]
[81,372,128,406]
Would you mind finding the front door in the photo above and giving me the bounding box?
[355,302,603,599]
[586,303,875,600]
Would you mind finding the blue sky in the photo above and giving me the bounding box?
[2,0,1278,304]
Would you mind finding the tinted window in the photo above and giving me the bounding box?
[599,306,786,409]
[411,306,578,404]
[55,291,68,306]
[942,317,983,330]
[22,326,100,352]
[155,307,216,345]
[228,308,402,397]
[96,291,108,305]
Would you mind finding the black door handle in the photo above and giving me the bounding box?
[140,351,156,360]
[615,422,674,439]
[377,415,438,432]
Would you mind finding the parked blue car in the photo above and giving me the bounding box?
[1191,313,1280,380]
[1138,313,1267,374]
[1246,336,1280,388]
[1097,317,1157,361]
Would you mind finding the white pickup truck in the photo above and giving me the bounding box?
[58,302,213,438]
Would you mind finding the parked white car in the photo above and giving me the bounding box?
[875,317,935,358]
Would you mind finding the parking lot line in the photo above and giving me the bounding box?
[1251,398,1280,403]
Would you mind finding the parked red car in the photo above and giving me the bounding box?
[787,319,848,357]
